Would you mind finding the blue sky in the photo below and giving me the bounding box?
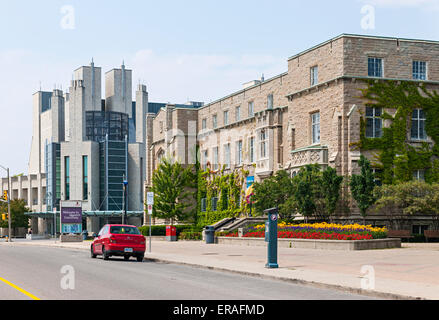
[1,0,439,174]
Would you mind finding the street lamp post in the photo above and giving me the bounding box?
[0,165,12,243]
[46,191,56,238]
[122,175,128,224]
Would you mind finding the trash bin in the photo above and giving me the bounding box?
[82,230,88,241]
[205,226,215,244]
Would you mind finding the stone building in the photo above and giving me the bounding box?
[146,34,439,230]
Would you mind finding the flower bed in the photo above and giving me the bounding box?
[224,222,387,241]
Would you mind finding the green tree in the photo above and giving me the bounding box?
[350,155,377,225]
[292,164,321,222]
[0,199,30,228]
[374,181,439,230]
[320,167,344,222]
[151,158,195,225]
[252,170,294,219]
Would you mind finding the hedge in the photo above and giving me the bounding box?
[139,225,203,237]
[179,231,202,241]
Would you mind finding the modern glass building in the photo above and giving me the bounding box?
[99,135,128,211]
[44,141,61,212]
[85,111,129,142]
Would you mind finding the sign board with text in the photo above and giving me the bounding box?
[60,201,82,234]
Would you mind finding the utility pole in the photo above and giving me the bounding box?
[7,168,11,243]
[122,175,128,224]
[1,165,12,243]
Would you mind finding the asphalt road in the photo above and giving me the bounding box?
[0,245,375,300]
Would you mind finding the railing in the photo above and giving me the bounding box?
[290,145,329,173]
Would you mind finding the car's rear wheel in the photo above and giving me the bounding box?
[136,254,144,262]
[91,245,97,258]
[102,246,110,260]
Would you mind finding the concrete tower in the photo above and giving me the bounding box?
[105,62,133,117]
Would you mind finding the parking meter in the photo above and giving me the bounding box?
[264,207,279,269]
[265,222,269,242]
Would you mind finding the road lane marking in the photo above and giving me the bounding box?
[0,277,40,300]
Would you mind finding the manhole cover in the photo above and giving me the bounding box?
[202,253,219,256]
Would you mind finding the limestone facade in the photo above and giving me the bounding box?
[145,34,439,226]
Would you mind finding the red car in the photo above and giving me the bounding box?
[91,224,146,262]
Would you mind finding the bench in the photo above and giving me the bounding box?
[424,230,439,242]
[387,230,414,241]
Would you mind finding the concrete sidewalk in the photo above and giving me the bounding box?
[2,238,439,300]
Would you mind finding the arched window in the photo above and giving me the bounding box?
[157,149,165,165]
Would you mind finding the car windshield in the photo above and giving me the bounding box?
[110,226,140,235]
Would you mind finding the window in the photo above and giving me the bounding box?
[236,140,243,166]
[110,226,141,235]
[260,130,268,159]
[412,225,429,235]
[248,101,254,117]
[224,110,229,126]
[411,109,427,141]
[413,169,425,181]
[413,61,427,80]
[157,150,165,164]
[310,66,318,86]
[65,156,70,200]
[202,118,207,130]
[291,128,296,150]
[83,156,88,200]
[249,137,255,163]
[235,106,241,122]
[365,107,382,138]
[211,197,219,212]
[213,147,219,171]
[212,114,217,129]
[311,112,320,144]
[368,57,383,77]
[372,168,383,186]
[267,94,274,109]
[202,150,208,170]
[224,143,231,168]
[201,198,207,212]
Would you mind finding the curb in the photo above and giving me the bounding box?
[142,256,423,301]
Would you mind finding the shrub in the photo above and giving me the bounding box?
[139,225,201,237]
[179,231,202,241]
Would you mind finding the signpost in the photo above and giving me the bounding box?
[53,207,57,242]
[60,201,83,243]
[122,176,128,224]
[147,192,154,253]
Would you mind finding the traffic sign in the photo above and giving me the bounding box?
[147,192,154,205]
[148,204,153,215]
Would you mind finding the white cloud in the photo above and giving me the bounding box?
[130,50,285,104]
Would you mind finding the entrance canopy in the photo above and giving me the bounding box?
[26,211,144,219]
